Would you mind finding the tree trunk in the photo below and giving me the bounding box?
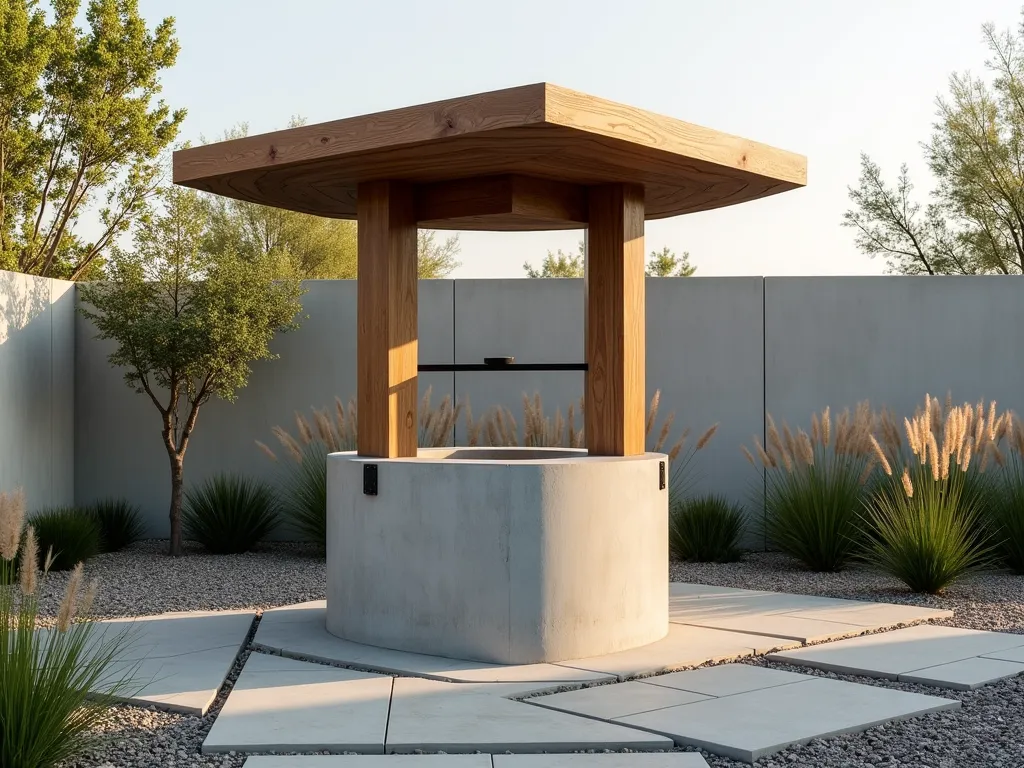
[168,452,184,556]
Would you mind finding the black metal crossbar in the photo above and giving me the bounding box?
[418,363,587,372]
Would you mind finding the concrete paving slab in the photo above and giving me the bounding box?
[769,625,1024,680]
[243,758,491,768]
[254,602,611,684]
[557,624,795,680]
[618,677,960,763]
[202,652,393,754]
[678,614,868,644]
[386,677,675,753]
[640,664,810,697]
[898,657,1024,690]
[526,681,711,720]
[493,754,710,767]
[83,609,254,714]
[783,602,953,628]
[982,645,1024,664]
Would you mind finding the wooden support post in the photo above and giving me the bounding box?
[585,183,645,456]
[357,180,418,457]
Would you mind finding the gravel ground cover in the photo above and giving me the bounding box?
[48,543,1024,767]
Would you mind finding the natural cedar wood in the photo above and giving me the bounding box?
[585,183,646,457]
[173,83,805,231]
[414,175,587,229]
[356,181,418,458]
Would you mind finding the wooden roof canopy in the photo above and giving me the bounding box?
[172,83,806,231]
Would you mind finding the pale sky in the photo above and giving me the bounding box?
[141,0,1024,278]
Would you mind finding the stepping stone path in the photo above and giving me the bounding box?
[769,624,1024,690]
[241,755,711,767]
[79,609,254,714]
[528,664,959,763]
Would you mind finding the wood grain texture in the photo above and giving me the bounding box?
[357,181,418,458]
[173,83,805,229]
[414,174,586,229]
[585,183,646,457]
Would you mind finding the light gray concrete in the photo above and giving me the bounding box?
[74,279,454,536]
[526,681,711,720]
[983,645,1024,663]
[254,601,611,684]
[80,609,254,714]
[67,274,1024,539]
[491,755,710,768]
[769,624,1024,686]
[559,623,793,680]
[0,270,75,510]
[764,276,1024,449]
[243,758,491,768]
[668,583,952,644]
[618,676,960,763]
[202,652,393,754]
[641,664,810,697]
[898,657,1024,690]
[385,676,675,754]
[326,448,669,664]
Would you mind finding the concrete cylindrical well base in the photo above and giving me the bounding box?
[326,447,668,664]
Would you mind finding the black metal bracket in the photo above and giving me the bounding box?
[363,464,378,496]
[418,363,587,372]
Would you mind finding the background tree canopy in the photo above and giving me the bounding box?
[845,14,1024,275]
[0,0,184,280]
[523,241,697,277]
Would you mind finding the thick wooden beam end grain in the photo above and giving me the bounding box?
[357,180,418,458]
[585,183,646,457]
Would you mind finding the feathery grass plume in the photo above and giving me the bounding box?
[0,488,25,561]
[79,579,100,618]
[859,459,877,486]
[783,424,797,461]
[822,406,831,447]
[928,433,941,481]
[960,441,973,472]
[654,411,676,452]
[753,437,774,468]
[779,444,794,472]
[796,429,814,466]
[993,445,1006,468]
[904,416,920,456]
[57,563,85,632]
[462,398,483,447]
[645,390,660,437]
[255,440,278,461]
[485,417,501,448]
[975,405,986,451]
[295,412,314,444]
[878,408,902,459]
[766,414,784,457]
[868,435,892,476]
[313,409,338,452]
[741,445,756,466]
[696,423,719,451]
[20,526,37,596]
[811,412,820,443]
[988,401,998,440]
[272,426,304,462]
[901,467,914,497]
[833,408,850,453]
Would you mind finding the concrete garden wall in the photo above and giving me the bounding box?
[0,270,75,511]
[0,271,1007,540]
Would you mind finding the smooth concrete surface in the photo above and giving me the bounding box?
[0,270,75,510]
[898,657,1024,691]
[764,276,1024,458]
[618,675,960,763]
[243,759,491,768]
[525,681,711,720]
[983,645,1024,663]
[254,601,612,684]
[641,664,810,697]
[85,609,254,714]
[74,280,454,536]
[326,448,669,664]
[386,677,675,753]
[559,623,795,680]
[491,756,710,768]
[669,583,952,644]
[769,625,1024,688]
[202,652,393,754]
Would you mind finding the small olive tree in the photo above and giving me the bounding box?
[79,186,303,556]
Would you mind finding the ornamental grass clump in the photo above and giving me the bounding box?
[183,474,280,554]
[669,494,745,563]
[745,402,887,572]
[259,389,463,546]
[990,420,1024,573]
[864,394,1000,594]
[30,507,102,572]
[0,489,136,768]
[89,498,144,553]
